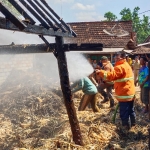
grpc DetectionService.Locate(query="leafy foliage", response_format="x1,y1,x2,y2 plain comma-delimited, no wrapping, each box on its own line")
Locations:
104,7,150,43
120,7,150,43
104,11,117,21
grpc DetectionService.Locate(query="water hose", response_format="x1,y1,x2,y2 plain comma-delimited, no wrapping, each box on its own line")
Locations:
112,103,119,123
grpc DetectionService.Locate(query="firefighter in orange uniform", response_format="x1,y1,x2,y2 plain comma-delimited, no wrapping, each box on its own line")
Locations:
95,52,136,129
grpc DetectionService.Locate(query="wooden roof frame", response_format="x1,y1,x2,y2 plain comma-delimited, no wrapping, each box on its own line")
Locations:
0,0,86,146
0,1,76,37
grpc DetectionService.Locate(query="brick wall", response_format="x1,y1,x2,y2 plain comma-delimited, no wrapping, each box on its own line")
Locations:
0,54,34,84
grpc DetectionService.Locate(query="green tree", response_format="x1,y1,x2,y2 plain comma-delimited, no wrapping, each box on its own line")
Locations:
120,7,150,43
104,11,117,21
120,8,132,21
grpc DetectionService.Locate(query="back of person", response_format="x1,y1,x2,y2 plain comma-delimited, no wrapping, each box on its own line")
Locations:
98,56,115,107
126,57,132,66
98,60,103,68
95,52,136,128
93,60,97,69
114,60,135,101
102,62,114,84
138,57,149,113
139,66,149,87
82,77,97,95
103,62,114,72
133,60,140,70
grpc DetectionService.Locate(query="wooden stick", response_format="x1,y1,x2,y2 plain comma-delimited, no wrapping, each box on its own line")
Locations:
149,90,150,120
148,127,150,149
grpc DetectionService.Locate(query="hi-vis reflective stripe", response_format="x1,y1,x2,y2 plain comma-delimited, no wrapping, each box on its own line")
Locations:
104,72,107,80
115,77,133,82
106,81,114,84
115,95,135,99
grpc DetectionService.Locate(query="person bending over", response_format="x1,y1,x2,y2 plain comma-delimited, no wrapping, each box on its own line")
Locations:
71,76,100,112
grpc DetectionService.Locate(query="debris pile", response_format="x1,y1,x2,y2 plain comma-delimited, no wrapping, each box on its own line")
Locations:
0,70,149,150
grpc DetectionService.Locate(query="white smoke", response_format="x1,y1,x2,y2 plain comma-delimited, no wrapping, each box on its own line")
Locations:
67,52,93,82
34,52,93,84
0,29,55,45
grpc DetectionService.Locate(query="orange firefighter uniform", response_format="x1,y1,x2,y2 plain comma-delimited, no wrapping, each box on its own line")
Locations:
97,58,136,127
97,59,135,101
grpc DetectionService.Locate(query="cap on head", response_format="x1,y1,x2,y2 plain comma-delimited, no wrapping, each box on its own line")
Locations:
101,56,108,60
115,51,126,58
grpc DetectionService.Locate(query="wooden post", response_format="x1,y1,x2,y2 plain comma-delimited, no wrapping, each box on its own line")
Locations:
148,59,150,120
148,127,150,149
149,90,150,120
55,36,83,146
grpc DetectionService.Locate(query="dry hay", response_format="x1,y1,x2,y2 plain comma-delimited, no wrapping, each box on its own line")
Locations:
0,70,149,150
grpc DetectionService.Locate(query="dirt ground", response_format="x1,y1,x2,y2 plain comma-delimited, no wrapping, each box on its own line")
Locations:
0,71,149,150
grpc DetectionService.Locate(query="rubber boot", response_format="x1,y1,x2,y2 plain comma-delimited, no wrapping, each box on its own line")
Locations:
120,125,130,135
130,117,136,127
122,119,130,128
110,99,114,107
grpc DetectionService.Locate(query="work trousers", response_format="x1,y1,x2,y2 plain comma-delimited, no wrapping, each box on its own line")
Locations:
134,69,139,83
78,93,100,112
140,87,149,105
98,83,114,100
119,101,136,127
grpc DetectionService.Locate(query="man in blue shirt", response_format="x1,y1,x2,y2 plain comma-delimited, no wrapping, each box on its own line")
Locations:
71,76,100,112
137,57,149,113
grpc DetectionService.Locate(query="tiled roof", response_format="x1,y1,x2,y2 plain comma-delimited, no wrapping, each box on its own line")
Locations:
132,46,150,54
65,21,133,48
144,35,150,47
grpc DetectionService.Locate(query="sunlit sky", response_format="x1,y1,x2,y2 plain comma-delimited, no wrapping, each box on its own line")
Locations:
49,0,150,22
0,0,150,45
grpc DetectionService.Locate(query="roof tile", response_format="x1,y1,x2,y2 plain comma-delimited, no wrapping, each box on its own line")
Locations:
132,46,150,54
65,21,133,48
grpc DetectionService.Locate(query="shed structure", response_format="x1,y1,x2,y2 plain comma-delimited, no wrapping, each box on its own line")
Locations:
0,0,102,146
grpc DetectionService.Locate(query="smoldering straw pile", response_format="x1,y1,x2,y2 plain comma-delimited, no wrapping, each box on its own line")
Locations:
0,69,149,150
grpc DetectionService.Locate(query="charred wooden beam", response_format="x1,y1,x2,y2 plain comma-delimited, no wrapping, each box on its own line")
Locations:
34,0,66,32
38,36,57,57
38,36,56,51
7,0,35,25
40,0,76,37
55,36,83,146
19,0,50,29
39,35,50,47
0,2,26,30
67,43,103,51
149,90,150,120
27,0,58,30
0,42,103,55
149,125,150,150
0,17,74,37
0,44,53,54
